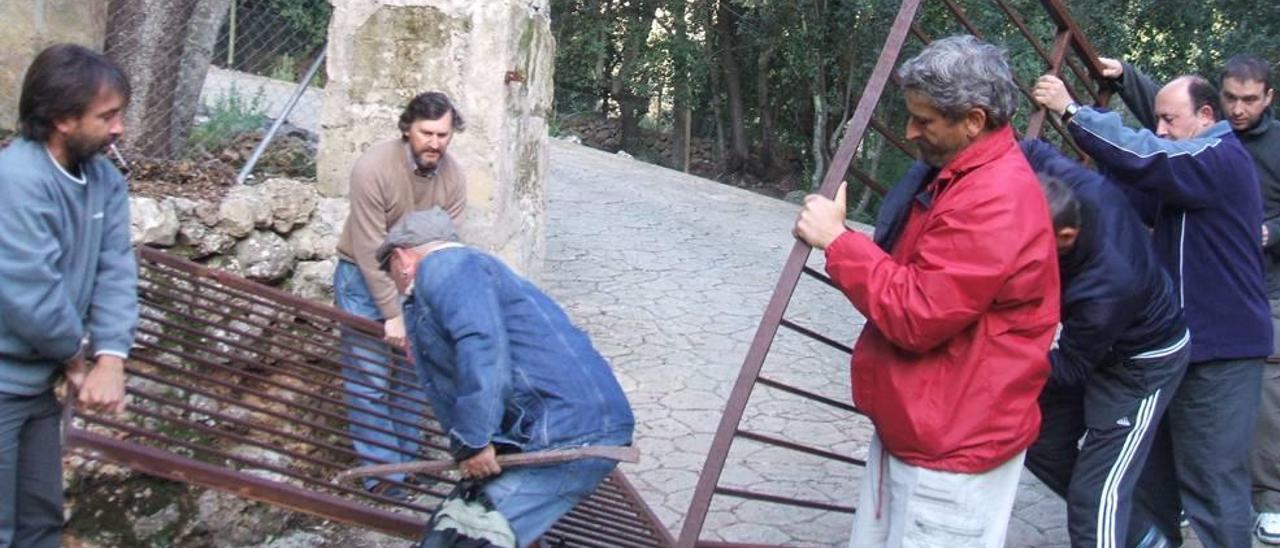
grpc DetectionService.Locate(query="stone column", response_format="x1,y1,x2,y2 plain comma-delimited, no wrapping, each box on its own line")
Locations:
0,0,108,131
318,1,554,278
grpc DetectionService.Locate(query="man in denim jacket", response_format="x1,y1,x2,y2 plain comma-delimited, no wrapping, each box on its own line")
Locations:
378,208,635,545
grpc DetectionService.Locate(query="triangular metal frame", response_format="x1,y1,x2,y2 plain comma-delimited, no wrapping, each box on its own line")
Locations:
677,1,1110,545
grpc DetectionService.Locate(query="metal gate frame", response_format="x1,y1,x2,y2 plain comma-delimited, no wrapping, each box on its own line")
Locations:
677,1,1111,545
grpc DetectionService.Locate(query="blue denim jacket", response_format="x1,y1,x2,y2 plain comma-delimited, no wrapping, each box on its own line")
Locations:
404,247,635,460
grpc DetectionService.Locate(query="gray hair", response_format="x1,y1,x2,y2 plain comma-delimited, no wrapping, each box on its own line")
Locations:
897,35,1019,129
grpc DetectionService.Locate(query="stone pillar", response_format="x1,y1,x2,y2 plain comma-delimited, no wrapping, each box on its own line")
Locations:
0,0,108,131
318,1,554,278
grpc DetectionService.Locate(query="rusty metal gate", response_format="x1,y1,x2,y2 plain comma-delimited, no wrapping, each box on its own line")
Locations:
64,247,674,546
677,1,1110,545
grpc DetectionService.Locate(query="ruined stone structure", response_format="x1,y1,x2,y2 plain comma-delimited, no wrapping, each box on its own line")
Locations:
0,0,108,131
317,0,555,278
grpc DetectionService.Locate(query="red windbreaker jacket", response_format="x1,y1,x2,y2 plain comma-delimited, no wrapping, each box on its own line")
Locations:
825,125,1060,473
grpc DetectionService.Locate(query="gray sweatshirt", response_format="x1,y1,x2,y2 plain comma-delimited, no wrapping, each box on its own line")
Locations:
0,138,138,395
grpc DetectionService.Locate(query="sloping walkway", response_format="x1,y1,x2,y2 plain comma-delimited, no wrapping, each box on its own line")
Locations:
543,140,1071,546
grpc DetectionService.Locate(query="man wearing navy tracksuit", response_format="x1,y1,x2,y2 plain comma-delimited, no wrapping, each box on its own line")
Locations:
1022,140,1190,548
1035,73,1272,547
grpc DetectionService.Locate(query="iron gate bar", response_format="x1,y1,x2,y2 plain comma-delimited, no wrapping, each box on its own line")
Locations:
136,303,432,417
127,386,374,467
735,430,866,466
137,272,416,384
138,259,416,376
140,248,384,337
847,164,890,195
678,1,1114,545
675,1,923,544
75,413,435,511
801,266,839,288
129,326,436,450
992,0,1101,105
98,397,452,503
67,428,428,538
868,117,915,157
1041,0,1111,86
778,318,855,354
1025,29,1074,139
712,486,857,514
122,361,434,465
756,376,862,415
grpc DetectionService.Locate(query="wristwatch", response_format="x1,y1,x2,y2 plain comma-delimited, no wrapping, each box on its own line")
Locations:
1061,102,1081,123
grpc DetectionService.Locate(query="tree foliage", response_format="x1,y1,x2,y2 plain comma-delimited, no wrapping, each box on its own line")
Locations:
550,0,1280,218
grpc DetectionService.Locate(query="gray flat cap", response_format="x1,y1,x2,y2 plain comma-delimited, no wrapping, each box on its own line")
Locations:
375,207,460,270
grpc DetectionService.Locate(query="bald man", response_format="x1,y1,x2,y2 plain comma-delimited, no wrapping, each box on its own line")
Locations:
1035,71,1269,548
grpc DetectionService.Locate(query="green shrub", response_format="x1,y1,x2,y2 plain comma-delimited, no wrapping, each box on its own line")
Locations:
187,84,268,156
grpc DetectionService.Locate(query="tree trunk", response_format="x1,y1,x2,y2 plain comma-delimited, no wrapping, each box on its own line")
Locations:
715,0,749,172
170,0,234,157
756,44,777,174
106,0,230,158
704,2,726,165
610,1,656,152
810,78,827,191
669,0,692,172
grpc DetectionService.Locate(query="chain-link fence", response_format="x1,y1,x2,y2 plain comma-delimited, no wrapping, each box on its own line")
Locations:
104,0,330,178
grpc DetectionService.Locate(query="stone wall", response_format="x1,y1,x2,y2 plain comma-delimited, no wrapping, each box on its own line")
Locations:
317,0,555,279
0,0,108,131
129,178,346,303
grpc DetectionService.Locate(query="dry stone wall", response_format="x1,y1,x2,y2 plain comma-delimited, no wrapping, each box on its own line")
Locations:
129,178,347,303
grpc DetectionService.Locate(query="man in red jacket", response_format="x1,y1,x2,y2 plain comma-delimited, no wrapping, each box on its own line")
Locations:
795,35,1060,547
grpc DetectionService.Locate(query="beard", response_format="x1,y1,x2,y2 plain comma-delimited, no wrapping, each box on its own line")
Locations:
913,140,951,168
65,132,113,166
412,146,443,173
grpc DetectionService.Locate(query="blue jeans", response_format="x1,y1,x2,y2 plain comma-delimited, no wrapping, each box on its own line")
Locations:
334,260,426,489
483,457,617,547
0,390,62,548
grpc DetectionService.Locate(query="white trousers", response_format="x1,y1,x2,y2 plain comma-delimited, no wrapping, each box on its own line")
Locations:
849,433,1025,548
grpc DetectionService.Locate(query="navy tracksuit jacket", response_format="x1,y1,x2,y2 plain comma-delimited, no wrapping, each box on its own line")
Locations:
1021,139,1189,548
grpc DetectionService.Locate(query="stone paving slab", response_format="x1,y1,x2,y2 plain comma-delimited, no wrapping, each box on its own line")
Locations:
542,140,1076,546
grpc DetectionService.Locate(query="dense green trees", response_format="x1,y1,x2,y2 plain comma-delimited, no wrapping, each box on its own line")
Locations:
550,0,1280,218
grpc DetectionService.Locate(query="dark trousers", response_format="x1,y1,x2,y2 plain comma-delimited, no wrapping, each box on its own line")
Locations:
1253,297,1280,512
1128,357,1265,548
1027,343,1187,548
0,390,63,548
1255,360,1280,512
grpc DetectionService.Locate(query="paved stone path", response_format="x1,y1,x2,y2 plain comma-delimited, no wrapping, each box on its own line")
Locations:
542,140,1073,546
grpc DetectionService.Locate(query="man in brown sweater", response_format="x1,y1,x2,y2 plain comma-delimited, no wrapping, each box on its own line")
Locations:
333,91,466,495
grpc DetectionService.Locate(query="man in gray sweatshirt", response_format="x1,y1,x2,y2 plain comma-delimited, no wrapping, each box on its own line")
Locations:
0,44,137,547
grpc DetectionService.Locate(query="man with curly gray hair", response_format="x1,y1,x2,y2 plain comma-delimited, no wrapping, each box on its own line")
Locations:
794,35,1059,547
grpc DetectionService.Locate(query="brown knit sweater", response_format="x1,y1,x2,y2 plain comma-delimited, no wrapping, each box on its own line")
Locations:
335,138,466,318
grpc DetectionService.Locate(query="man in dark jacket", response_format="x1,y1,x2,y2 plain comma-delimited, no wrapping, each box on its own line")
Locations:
1091,52,1280,545
1035,69,1271,548
379,208,635,547
1021,140,1189,548
1219,54,1280,546
1102,53,1280,545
